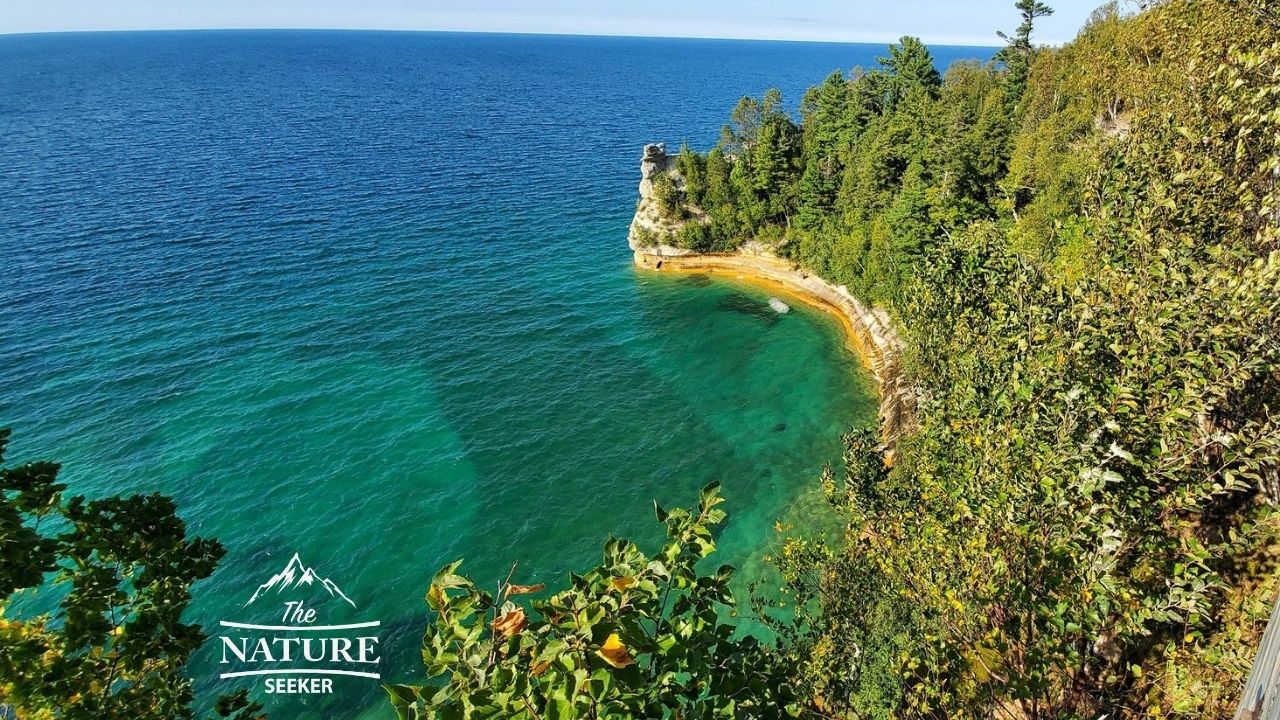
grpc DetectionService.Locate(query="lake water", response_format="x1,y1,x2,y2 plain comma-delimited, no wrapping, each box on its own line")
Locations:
0,30,991,717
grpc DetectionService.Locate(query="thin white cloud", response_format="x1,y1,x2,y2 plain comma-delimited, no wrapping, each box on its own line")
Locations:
0,0,1100,46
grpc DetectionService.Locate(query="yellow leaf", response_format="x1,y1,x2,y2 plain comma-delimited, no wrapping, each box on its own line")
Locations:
506,583,546,596
427,584,446,609
597,633,635,668
610,576,637,592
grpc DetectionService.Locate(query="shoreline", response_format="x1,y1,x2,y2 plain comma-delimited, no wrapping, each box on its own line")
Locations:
631,247,915,454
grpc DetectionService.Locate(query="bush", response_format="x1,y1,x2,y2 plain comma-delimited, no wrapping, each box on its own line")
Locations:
674,222,711,251
387,483,803,719
0,428,263,720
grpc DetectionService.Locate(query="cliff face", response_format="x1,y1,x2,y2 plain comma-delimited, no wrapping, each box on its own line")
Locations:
627,143,699,257
627,144,916,452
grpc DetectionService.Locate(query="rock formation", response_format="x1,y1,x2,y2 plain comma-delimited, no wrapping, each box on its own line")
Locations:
638,143,668,196
628,143,699,257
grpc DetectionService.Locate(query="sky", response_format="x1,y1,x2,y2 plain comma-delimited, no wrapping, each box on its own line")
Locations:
1,0,1114,46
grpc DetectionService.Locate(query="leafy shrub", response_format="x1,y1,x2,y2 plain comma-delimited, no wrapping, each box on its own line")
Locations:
674,222,711,251
631,225,661,249
0,428,263,720
387,483,802,719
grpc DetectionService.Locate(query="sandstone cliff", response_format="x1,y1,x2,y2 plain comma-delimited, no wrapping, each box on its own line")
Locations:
627,144,916,452
627,143,705,257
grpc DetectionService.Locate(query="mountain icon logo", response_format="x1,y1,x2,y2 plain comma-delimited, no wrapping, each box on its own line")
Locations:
244,553,357,608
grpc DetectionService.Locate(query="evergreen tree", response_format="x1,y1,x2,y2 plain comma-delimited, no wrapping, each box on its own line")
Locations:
878,36,943,109
796,155,836,230
795,71,853,229
800,70,853,153
997,0,1054,104
704,147,732,208
885,158,935,270
721,95,762,154
675,142,707,207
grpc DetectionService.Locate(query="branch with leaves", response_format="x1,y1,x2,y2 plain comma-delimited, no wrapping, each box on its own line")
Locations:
387,482,804,719
0,428,263,720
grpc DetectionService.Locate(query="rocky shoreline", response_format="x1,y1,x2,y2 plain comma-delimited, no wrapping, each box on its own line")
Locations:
628,143,915,453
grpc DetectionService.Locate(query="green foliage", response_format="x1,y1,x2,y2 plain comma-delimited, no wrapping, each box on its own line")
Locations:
388,483,802,719
878,36,943,110
631,224,662,249
643,0,1280,717
763,431,908,719
704,148,733,210
680,33,1002,291
675,143,708,208
674,222,713,252
0,428,264,720
650,171,684,219
824,428,890,514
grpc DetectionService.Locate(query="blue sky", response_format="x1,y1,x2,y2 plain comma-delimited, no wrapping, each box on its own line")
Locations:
1,1,1111,46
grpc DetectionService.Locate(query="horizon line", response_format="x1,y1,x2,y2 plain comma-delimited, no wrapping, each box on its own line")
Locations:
0,26,1011,49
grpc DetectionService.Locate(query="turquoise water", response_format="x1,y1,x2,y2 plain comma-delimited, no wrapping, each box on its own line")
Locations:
0,31,990,716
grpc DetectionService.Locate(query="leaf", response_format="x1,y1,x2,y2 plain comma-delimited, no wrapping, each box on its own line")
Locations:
426,583,447,611
609,576,637,592
506,583,546,596
431,560,471,590
596,633,635,669
699,481,723,512
492,607,527,638
384,684,422,720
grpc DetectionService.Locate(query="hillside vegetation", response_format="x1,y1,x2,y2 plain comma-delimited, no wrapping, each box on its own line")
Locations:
404,0,1280,717
696,0,1280,716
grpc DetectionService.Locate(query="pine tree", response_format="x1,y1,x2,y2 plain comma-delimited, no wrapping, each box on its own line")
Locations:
878,36,943,109
675,142,707,207
997,0,1054,105
704,147,732,208
885,158,935,270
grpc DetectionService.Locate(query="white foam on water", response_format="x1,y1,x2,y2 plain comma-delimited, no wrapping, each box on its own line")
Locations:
768,297,790,314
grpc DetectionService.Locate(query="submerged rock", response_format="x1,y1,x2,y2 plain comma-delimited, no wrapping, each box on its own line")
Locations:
768,297,790,314
718,293,779,322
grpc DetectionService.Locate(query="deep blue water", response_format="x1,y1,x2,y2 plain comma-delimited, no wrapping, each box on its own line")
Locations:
0,31,993,717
